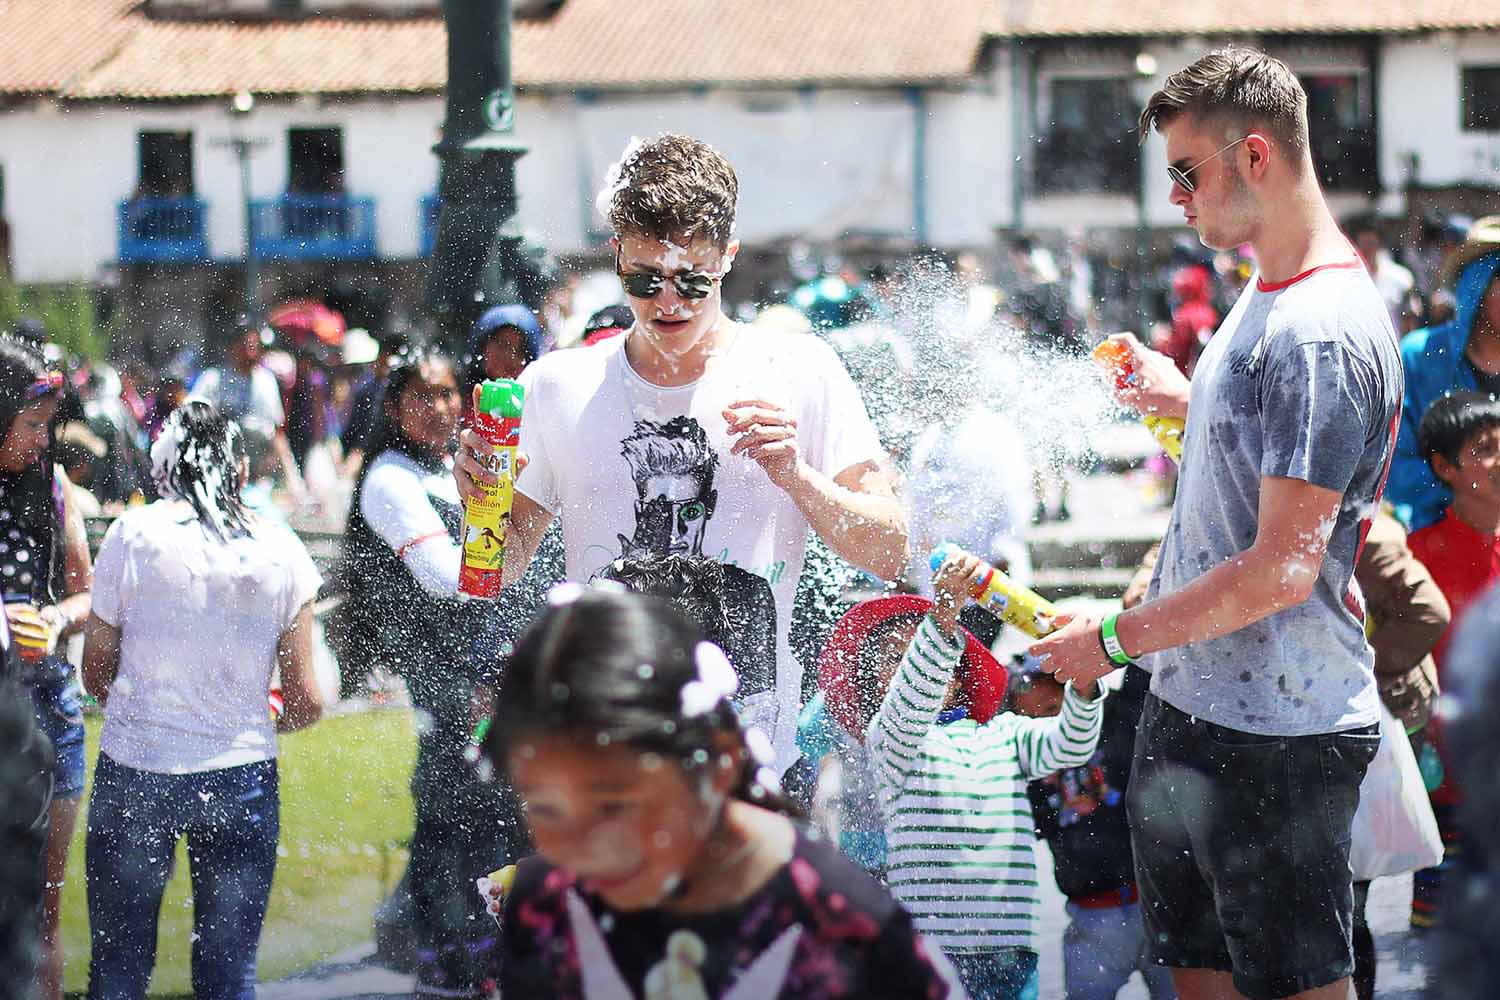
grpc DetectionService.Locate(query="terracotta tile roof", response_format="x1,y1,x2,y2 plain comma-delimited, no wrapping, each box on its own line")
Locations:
48,0,992,100
987,1,1500,38
510,0,992,90
0,0,139,96
4,1,1498,101
14,0,996,100
62,15,448,98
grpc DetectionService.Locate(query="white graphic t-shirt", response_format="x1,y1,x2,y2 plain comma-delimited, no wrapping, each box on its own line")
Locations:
516,328,885,768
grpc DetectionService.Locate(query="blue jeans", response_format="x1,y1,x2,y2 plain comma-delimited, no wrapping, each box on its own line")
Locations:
24,656,85,799
85,754,279,1000
1064,901,1177,1000
949,948,1038,1000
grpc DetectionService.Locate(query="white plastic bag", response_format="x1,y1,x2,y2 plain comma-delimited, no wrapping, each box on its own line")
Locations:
1349,703,1443,880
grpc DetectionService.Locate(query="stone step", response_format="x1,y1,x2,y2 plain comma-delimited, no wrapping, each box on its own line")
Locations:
1026,514,1168,571
1031,567,1138,601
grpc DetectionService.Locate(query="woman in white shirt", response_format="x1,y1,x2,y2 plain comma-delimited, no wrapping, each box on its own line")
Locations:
81,401,323,1000
337,350,522,995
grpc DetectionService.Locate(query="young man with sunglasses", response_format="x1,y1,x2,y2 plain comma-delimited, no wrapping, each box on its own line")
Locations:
455,134,906,770
1030,49,1403,1000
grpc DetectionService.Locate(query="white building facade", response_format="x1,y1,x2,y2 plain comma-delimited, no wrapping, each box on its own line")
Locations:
1,14,1497,286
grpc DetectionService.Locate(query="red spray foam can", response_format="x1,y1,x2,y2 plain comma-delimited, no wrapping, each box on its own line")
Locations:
459,379,526,599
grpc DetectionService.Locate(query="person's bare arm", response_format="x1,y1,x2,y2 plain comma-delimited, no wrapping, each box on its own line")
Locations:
784,459,908,581
46,469,92,638
81,613,121,704
1032,476,1344,685
276,600,324,732
723,399,909,580
272,430,307,500
1114,475,1342,653
495,489,553,588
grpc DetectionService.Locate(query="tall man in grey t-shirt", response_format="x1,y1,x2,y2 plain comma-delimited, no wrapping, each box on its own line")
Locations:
1032,49,1402,1000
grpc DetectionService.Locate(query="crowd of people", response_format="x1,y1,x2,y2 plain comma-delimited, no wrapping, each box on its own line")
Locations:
2,44,1500,1000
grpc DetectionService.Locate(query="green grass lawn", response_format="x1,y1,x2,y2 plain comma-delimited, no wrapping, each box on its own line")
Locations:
59,709,416,996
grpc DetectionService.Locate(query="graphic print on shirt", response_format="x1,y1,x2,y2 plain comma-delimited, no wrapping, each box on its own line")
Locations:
618,416,777,698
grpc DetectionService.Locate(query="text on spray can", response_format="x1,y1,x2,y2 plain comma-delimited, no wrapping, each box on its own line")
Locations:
459,379,525,599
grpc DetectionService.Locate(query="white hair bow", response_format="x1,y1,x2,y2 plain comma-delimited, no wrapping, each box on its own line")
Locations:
679,642,738,718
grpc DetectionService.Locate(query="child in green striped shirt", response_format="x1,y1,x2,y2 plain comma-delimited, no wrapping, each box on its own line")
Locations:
867,547,1105,1000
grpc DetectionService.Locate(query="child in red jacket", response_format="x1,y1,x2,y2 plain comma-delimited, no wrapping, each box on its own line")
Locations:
1408,390,1500,927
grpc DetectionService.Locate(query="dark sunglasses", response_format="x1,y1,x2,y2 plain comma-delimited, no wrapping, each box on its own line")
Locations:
614,250,723,301
1166,136,1248,194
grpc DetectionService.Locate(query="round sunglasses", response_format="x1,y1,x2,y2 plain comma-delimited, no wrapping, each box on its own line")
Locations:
1167,136,1248,194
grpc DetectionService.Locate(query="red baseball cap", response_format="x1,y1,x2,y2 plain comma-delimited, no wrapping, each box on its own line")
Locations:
817,595,1008,739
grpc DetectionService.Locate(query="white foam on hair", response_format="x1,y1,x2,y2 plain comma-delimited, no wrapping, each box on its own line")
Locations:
595,136,647,222
149,405,240,541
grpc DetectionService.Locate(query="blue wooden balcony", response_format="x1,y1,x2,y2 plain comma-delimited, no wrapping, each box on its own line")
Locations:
419,193,440,257
249,193,377,262
117,197,209,264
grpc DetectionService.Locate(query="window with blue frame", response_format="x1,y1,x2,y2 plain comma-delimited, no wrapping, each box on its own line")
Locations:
250,127,374,261
119,131,207,263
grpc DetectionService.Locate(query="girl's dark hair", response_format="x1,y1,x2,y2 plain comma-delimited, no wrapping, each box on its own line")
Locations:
0,336,63,601
150,400,252,541
484,587,797,816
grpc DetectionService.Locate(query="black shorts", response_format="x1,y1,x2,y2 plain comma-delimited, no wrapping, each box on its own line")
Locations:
1126,693,1380,1000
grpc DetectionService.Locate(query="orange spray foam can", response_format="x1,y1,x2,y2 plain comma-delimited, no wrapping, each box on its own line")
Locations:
930,543,1061,639
1091,340,1185,462
459,379,526,599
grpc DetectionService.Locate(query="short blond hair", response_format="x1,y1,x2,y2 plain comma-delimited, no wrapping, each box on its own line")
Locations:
1140,48,1309,163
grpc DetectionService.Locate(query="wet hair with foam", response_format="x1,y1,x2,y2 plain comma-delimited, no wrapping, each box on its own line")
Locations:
149,400,252,541
597,134,738,247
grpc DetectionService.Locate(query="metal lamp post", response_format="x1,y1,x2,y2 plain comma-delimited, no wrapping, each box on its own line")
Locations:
425,0,546,348
213,90,268,323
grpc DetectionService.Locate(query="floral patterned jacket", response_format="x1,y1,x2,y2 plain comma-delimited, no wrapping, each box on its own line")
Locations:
484,832,965,1000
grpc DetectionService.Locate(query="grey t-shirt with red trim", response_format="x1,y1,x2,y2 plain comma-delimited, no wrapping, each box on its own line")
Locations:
1142,261,1403,736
